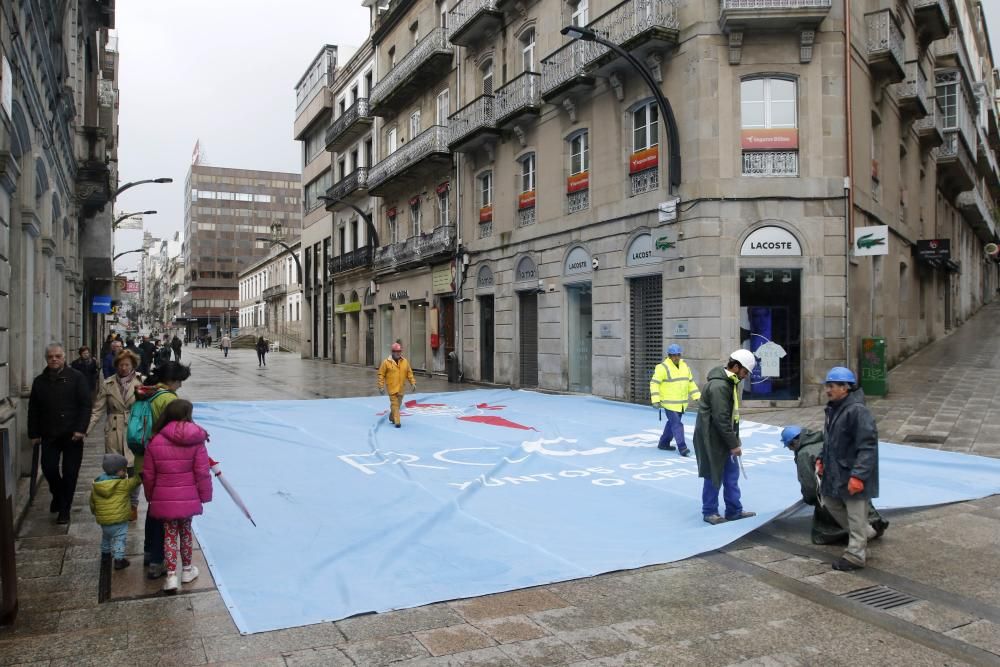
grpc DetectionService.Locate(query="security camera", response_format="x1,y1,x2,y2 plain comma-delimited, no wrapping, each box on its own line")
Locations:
592,257,599,270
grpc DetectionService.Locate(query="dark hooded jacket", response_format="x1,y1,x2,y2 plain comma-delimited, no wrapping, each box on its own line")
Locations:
819,388,879,500
693,366,742,488
792,428,825,505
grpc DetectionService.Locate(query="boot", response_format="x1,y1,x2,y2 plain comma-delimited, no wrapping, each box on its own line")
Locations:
163,570,179,594
181,565,199,583
114,558,130,570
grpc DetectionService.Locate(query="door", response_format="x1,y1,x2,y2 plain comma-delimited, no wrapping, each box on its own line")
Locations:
441,297,455,358
567,283,592,392
479,295,494,383
629,275,662,403
365,311,375,367
339,314,347,363
323,291,331,359
380,305,393,359
739,268,801,400
518,291,538,387
350,312,360,364
410,301,427,371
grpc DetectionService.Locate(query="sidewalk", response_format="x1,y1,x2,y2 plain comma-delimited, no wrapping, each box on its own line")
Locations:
2,309,1000,665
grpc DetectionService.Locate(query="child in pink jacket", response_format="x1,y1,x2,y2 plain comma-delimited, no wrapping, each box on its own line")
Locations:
142,398,212,594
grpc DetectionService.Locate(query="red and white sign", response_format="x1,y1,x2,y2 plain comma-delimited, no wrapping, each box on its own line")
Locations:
436,181,450,195
740,129,798,151
567,172,589,193
629,146,658,174
125,281,140,293
479,205,493,223
518,191,536,210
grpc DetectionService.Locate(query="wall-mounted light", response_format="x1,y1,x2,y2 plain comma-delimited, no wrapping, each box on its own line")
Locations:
745,270,755,283
762,270,773,283
781,271,793,283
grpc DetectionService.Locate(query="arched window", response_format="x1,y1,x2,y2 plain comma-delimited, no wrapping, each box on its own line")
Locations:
566,129,590,213
517,153,536,227
521,29,535,73
481,59,494,95
740,76,798,177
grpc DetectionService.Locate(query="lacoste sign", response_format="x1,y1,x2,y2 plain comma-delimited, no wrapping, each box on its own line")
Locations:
740,226,801,256
853,225,889,256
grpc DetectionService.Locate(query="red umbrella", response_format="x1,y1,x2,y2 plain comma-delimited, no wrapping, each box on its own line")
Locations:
209,457,257,527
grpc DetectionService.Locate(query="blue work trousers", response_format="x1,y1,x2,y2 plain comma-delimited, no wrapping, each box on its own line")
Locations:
101,522,129,559
658,409,688,451
701,455,743,519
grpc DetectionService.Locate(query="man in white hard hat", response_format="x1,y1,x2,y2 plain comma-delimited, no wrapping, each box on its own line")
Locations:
692,349,757,525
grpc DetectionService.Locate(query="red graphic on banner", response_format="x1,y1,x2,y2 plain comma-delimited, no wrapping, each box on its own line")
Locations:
405,399,446,408
479,205,493,223
458,415,537,431
518,191,536,209
629,146,658,174
377,399,536,430
567,171,589,193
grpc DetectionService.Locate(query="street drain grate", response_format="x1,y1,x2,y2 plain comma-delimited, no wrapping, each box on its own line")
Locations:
904,434,948,444
841,585,919,610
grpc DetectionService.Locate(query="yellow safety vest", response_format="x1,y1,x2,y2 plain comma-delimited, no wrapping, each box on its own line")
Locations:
649,358,701,412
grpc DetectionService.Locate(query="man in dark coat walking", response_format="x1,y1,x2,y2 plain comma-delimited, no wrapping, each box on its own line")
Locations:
170,335,183,361
28,343,93,524
816,366,880,571
138,336,156,376
693,349,757,525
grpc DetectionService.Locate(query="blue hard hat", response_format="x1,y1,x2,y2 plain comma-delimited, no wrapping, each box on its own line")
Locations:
667,344,682,355
780,425,803,447
824,366,857,384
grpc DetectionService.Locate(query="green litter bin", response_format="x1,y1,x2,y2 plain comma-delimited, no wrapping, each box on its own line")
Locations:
860,337,888,397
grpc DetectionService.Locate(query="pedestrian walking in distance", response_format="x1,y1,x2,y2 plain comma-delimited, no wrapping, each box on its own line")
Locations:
102,338,123,379
377,342,416,428
816,367,881,571
220,333,232,358
255,336,268,367
70,345,100,393
649,344,701,457
142,399,212,594
27,343,93,524
90,453,142,570
170,335,183,362
693,349,757,525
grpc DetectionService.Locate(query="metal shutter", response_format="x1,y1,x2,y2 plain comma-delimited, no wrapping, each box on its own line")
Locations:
629,275,663,404
519,292,538,387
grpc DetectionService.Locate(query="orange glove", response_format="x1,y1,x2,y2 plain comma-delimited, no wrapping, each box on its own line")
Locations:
814,459,824,476
848,477,864,495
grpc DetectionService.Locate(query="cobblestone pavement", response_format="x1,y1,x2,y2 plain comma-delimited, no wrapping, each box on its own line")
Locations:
4,308,1000,666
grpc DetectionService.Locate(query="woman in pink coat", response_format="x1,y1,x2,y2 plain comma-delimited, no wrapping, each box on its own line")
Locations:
142,399,212,594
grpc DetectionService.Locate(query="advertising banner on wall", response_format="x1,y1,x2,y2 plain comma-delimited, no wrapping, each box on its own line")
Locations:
740,128,798,151
629,146,658,174
567,172,589,193
854,225,889,256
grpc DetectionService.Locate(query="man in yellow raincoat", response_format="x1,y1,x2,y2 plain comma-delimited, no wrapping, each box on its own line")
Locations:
377,342,416,428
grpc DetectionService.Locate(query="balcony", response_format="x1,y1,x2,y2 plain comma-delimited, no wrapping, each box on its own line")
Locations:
893,62,929,118
586,0,680,76
914,98,945,150
325,99,373,153
262,284,288,302
976,124,1000,185
448,95,500,153
367,125,451,196
866,10,905,83
956,189,997,242
934,29,973,78
448,0,503,47
913,0,949,45
937,131,976,195
541,39,599,103
495,72,542,129
325,168,369,209
374,225,456,274
370,27,453,117
328,245,374,276
719,0,831,33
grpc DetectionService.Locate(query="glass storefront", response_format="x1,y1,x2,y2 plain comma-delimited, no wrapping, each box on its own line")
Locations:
739,268,801,400
410,301,427,371
567,283,592,393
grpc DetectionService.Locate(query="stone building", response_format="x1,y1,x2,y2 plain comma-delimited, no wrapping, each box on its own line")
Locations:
181,163,301,341
0,2,118,522
237,241,304,352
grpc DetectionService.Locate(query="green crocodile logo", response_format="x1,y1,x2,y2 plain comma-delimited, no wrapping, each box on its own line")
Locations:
856,233,886,250
655,237,676,251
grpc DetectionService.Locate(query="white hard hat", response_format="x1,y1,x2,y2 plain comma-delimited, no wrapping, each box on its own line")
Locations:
729,349,756,372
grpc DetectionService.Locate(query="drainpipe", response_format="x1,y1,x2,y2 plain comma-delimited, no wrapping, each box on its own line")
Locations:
454,45,464,380
844,0,854,369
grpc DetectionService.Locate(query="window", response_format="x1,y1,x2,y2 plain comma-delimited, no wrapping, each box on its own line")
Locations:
350,85,358,104
387,127,397,154
410,110,421,139
437,89,450,126
364,71,373,97
567,130,590,213
364,138,374,167
337,158,346,181
480,171,493,207
520,153,536,193
388,211,398,243
482,60,494,95
571,0,589,26
438,191,450,227
350,149,359,173
740,77,798,177
522,29,535,72
633,101,659,152
410,22,419,46
570,130,589,174
388,46,396,68
410,200,421,237
438,0,447,28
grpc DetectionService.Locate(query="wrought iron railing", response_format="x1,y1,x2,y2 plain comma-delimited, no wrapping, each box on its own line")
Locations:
517,207,536,227
449,95,495,146
541,39,603,95
328,245,374,275
449,0,499,37
721,0,830,8
370,27,452,109
589,0,679,47
368,125,450,190
373,225,456,271
566,190,590,214
630,167,660,195
478,220,493,239
866,10,904,73
327,168,369,203
495,72,541,122
894,62,929,110
326,98,371,148
915,97,944,136
262,284,288,301
742,151,799,177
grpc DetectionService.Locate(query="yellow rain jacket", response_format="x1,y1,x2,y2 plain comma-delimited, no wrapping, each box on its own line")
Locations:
377,356,416,395
90,474,142,525
649,357,701,413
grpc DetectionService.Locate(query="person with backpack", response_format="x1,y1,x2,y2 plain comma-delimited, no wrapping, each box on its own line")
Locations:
142,399,212,594
133,361,190,580
88,350,144,521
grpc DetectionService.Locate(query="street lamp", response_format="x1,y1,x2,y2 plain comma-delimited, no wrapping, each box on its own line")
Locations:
113,210,156,230
114,177,173,198
113,248,145,262
256,222,303,284
560,25,681,191
317,194,379,248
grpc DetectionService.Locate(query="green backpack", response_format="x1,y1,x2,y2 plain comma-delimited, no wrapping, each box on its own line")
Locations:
126,389,174,456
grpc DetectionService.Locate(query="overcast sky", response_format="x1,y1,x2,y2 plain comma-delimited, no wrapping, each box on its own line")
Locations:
113,1,369,272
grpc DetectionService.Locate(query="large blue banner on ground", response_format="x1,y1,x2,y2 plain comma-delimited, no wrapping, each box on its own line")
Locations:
192,390,1000,634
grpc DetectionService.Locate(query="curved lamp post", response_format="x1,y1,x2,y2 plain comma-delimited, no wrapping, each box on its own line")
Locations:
114,177,173,198
560,25,681,191
113,248,145,262
113,210,156,230
256,222,303,284
317,194,379,248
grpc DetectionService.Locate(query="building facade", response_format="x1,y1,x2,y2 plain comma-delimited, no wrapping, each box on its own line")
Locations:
238,241,304,352
181,164,301,341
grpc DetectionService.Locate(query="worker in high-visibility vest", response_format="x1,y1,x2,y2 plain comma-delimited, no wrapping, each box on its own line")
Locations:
649,344,701,457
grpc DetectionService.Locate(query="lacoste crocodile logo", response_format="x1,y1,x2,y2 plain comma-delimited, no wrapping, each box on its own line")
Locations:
655,237,676,251
856,233,886,250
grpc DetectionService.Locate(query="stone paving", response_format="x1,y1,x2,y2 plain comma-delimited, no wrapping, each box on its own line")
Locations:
3,307,1000,665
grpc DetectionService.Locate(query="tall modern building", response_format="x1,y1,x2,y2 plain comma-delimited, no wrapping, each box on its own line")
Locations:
181,163,301,340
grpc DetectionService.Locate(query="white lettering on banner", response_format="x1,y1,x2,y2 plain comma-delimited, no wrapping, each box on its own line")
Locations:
521,436,615,457
433,447,531,466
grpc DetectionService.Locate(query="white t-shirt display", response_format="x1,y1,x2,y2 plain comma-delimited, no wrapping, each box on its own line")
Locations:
755,341,787,377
